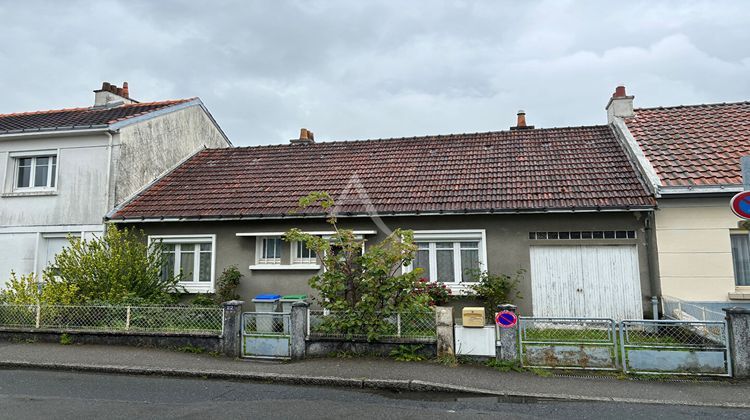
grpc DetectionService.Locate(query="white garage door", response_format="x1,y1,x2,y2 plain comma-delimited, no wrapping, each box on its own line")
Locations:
530,245,643,320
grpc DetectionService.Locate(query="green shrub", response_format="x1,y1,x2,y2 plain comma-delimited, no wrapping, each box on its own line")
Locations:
469,269,523,317
59,333,73,345
214,266,242,303
1,271,79,305
415,278,452,306
286,192,428,341
46,227,181,304
190,294,218,307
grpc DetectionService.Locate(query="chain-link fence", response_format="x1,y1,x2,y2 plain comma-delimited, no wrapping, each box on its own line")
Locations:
307,310,436,342
242,312,288,335
662,295,725,322
518,317,619,370
0,304,223,334
620,319,731,376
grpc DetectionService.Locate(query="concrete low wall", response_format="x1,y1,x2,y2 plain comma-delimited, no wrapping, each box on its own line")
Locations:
305,338,437,358
0,328,222,353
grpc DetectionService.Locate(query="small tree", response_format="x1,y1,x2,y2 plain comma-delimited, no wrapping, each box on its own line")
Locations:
285,192,427,340
215,265,242,303
46,227,180,304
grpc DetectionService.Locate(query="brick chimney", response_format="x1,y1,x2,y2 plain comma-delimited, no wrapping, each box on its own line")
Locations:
290,128,315,145
606,85,634,123
510,110,534,130
93,81,137,107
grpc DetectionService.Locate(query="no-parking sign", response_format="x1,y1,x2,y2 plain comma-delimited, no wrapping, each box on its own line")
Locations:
495,310,517,328
731,191,750,220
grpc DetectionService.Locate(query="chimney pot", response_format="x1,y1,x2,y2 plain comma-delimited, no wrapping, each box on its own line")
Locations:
511,110,534,130
122,82,129,97
614,85,627,98
291,128,315,144
102,82,111,91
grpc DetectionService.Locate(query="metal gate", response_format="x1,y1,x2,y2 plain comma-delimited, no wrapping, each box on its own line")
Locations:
620,319,731,377
241,312,291,359
519,317,619,370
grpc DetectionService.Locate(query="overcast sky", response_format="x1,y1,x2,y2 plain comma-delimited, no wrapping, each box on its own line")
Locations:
1,1,749,146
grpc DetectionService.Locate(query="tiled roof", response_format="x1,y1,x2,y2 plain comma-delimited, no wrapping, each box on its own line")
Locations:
625,102,750,187
111,125,655,220
0,99,193,134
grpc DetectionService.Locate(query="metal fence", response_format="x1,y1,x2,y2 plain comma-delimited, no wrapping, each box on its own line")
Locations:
0,304,224,334
518,317,619,370
307,310,437,342
242,312,291,359
620,319,731,376
662,295,725,322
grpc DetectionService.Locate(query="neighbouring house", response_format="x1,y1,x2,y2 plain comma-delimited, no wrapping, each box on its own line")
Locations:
606,86,750,312
0,82,232,282
108,116,657,320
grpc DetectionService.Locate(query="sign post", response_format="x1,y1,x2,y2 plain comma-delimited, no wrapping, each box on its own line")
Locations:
495,304,519,362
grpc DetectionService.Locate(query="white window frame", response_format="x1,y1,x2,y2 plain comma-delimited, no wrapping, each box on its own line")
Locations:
292,240,318,265
256,236,284,265
405,230,487,294
11,151,59,192
148,235,216,293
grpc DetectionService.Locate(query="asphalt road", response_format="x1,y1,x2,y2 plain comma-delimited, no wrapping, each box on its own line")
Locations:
0,369,747,419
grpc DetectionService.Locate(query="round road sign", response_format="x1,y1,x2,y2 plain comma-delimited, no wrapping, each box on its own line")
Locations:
731,191,750,220
495,310,517,328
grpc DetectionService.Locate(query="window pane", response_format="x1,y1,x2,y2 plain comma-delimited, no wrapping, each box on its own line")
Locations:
436,248,455,282
180,246,195,281
17,158,31,187
435,242,453,249
731,234,750,286
461,249,480,282
162,251,175,281
296,241,315,260
414,249,430,280
460,241,478,249
198,252,211,282
200,243,212,252
34,157,49,187
50,157,57,187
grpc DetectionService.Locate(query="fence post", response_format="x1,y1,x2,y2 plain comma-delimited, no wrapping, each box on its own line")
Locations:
435,306,454,357
396,313,402,337
125,306,131,330
496,304,519,362
35,303,41,329
221,300,244,358
290,301,309,360
723,307,750,378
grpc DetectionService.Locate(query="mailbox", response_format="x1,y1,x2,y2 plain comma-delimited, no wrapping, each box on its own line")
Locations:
462,307,485,328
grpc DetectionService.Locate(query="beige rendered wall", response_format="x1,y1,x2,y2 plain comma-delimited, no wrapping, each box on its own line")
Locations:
655,197,746,302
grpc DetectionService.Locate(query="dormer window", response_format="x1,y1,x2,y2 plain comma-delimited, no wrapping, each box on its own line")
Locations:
15,155,57,190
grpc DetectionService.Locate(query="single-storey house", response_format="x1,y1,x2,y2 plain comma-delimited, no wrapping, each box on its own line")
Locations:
108,115,657,320
606,87,750,311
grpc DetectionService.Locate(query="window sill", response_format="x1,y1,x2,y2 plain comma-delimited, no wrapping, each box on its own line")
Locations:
728,291,750,300
178,283,214,293
249,264,321,271
2,190,57,198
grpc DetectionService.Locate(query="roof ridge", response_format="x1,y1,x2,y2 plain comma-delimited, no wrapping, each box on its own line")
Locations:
226,124,612,150
634,100,750,112
0,98,195,119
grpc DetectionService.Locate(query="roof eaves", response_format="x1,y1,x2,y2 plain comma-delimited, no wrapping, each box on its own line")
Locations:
107,98,202,131
0,125,110,137
108,205,657,224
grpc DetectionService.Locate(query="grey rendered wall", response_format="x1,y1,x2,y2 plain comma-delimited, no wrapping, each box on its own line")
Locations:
115,105,229,205
130,211,652,316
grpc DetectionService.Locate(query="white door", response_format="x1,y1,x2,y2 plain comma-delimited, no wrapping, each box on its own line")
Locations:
530,245,643,320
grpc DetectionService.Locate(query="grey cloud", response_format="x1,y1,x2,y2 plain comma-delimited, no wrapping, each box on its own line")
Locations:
0,0,749,145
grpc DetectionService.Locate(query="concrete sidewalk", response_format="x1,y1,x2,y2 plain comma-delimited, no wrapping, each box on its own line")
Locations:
0,340,748,408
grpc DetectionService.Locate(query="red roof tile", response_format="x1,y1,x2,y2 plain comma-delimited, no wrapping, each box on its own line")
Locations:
111,125,654,220
625,102,750,187
0,99,193,133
